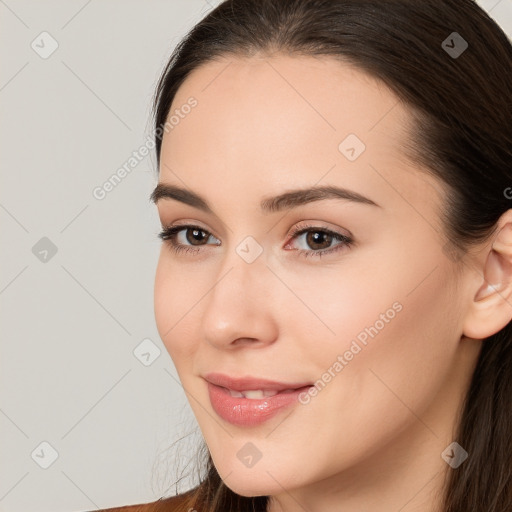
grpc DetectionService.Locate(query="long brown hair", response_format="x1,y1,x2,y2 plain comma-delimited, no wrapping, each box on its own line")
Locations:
150,1,512,510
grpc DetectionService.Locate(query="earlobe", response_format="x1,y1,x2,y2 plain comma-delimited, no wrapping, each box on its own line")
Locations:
462,220,512,340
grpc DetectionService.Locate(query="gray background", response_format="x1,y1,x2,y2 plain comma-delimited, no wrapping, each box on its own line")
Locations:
0,1,510,511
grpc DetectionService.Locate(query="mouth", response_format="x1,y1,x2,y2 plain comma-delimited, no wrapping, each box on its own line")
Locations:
203,372,314,426
221,388,303,399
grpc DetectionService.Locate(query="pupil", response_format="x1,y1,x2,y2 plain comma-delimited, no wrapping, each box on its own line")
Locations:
307,231,331,249
187,228,206,245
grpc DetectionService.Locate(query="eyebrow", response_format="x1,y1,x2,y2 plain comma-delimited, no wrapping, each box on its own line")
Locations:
149,183,381,213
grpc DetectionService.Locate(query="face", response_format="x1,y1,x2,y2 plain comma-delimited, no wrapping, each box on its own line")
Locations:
153,55,476,499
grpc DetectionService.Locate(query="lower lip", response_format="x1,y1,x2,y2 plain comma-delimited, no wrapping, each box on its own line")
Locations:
207,382,312,426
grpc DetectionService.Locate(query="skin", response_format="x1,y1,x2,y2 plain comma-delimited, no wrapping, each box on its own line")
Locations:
152,54,512,512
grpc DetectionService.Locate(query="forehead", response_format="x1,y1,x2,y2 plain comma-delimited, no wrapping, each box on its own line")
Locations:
166,54,407,155
159,54,445,221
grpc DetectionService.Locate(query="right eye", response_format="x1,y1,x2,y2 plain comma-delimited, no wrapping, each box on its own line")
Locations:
158,224,221,255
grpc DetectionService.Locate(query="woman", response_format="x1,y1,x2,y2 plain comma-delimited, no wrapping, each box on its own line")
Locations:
97,0,512,510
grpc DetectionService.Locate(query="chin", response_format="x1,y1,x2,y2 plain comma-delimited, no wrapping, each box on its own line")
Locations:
213,458,300,498
223,478,281,498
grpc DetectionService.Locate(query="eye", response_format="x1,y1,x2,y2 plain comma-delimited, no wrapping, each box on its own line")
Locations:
157,222,354,259
284,223,354,259
157,224,220,255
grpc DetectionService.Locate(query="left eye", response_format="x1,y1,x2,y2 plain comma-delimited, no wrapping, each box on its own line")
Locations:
157,224,354,259
285,225,354,259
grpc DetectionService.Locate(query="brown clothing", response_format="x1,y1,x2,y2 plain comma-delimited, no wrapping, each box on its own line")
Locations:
91,487,198,512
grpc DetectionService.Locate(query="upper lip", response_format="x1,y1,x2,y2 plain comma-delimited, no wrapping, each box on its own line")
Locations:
204,372,312,392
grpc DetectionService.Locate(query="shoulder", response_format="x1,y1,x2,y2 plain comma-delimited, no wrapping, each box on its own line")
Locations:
92,487,199,512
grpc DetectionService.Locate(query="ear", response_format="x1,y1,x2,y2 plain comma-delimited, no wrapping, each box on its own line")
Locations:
462,212,512,340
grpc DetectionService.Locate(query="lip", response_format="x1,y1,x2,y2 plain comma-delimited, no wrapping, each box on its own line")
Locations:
204,372,313,426
204,372,312,392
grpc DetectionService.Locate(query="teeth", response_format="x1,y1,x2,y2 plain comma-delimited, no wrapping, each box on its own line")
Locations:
228,389,279,399
228,390,245,398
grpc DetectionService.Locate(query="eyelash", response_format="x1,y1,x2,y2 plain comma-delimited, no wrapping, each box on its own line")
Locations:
157,223,354,259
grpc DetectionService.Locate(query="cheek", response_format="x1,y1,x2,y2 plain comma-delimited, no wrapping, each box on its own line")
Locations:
293,238,459,408
154,254,201,362
310,255,459,430
276,259,460,480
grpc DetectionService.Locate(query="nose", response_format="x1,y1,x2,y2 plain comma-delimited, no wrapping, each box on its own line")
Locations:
201,253,279,350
